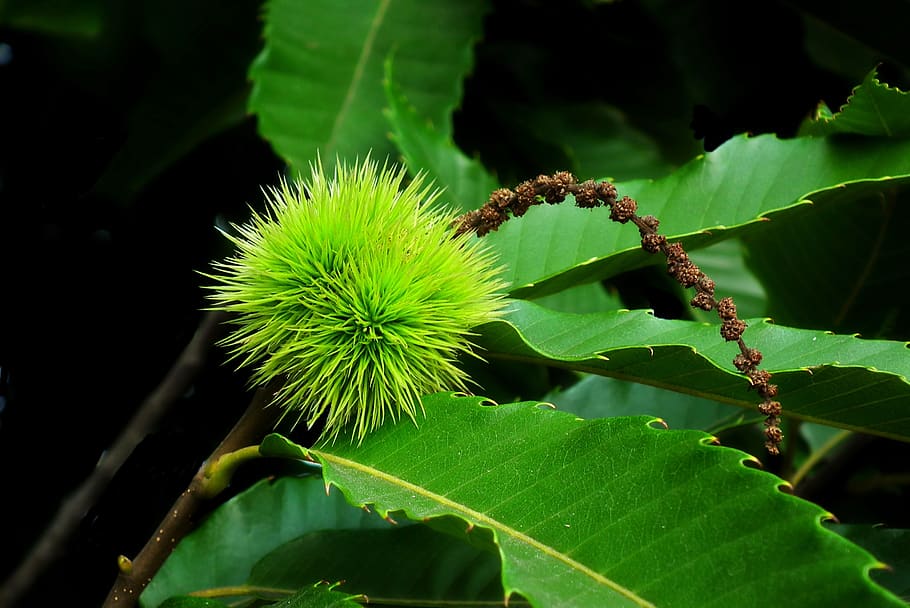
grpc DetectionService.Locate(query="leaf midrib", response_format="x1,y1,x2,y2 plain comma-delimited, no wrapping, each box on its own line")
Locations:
325,0,391,155
312,449,656,607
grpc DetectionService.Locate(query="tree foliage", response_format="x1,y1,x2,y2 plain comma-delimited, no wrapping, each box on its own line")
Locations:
2,1,909,607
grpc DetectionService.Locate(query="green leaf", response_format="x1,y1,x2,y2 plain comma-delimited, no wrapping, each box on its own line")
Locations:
687,238,767,320
480,133,910,298
141,476,389,608
92,0,263,201
248,524,504,603
289,393,902,607
787,0,910,80
0,0,103,37
484,100,673,182
265,582,362,608
383,59,500,213
260,433,310,460
799,423,850,455
249,0,489,169
544,374,746,434
743,186,910,340
800,12,898,85
529,281,625,314
828,524,910,599
800,69,910,137
476,299,910,442
158,597,227,608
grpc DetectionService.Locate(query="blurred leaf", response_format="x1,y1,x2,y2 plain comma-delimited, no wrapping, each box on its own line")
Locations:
800,423,850,455
141,476,390,608
528,281,624,314
383,59,501,213
800,69,910,136
92,0,264,200
459,355,556,409
687,238,767,320
94,86,249,202
0,0,103,37
265,582,362,608
248,525,503,603
800,15,888,86
249,0,489,170
477,299,910,442
487,101,673,182
481,134,910,299
283,394,903,607
543,374,746,433
453,1,701,181
743,188,910,339
787,0,910,75
158,597,227,608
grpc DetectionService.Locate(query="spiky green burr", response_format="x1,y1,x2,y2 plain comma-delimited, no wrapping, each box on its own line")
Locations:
205,157,506,442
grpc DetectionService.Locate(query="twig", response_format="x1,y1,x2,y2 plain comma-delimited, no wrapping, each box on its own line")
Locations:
102,385,281,607
790,429,853,489
0,310,230,608
794,433,874,501
455,172,784,454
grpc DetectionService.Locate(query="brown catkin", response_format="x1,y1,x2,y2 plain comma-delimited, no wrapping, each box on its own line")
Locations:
720,319,747,342
691,292,715,311
716,297,737,320
610,196,637,223
453,172,784,455
641,233,666,253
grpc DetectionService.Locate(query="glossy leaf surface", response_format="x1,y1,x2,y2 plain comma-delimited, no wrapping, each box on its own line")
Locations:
800,69,910,137
282,394,903,607
477,299,910,442
481,134,910,298
249,0,488,169
264,583,362,608
383,61,501,213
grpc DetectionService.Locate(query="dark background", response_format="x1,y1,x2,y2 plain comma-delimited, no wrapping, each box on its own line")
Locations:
1,1,908,606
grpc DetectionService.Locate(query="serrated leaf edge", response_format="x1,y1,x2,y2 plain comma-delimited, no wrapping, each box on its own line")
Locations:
268,394,900,606
310,445,656,607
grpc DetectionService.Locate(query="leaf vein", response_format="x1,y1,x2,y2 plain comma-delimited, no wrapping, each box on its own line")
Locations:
314,449,656,607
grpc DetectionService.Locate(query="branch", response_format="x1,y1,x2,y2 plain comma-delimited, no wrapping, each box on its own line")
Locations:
102,385,281,607
0,310,230,608
455,172,784,454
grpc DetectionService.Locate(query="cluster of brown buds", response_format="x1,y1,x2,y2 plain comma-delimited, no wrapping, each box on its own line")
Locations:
455,172,784,455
